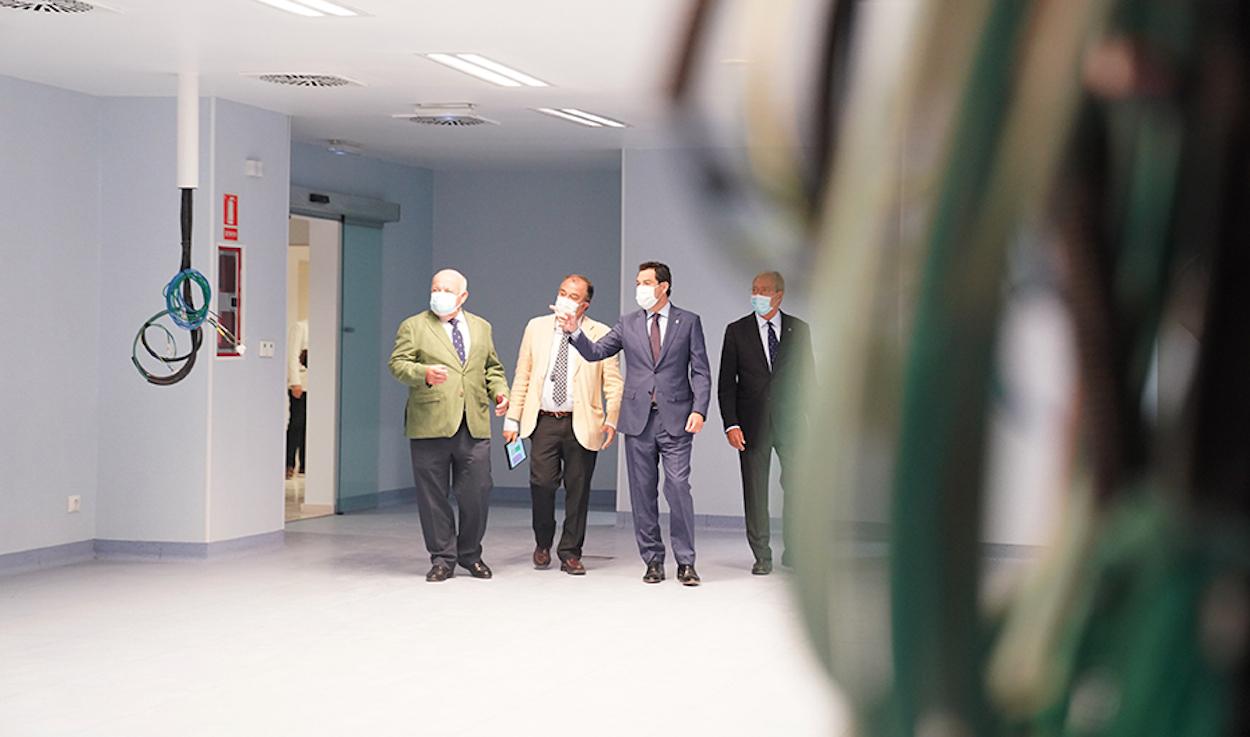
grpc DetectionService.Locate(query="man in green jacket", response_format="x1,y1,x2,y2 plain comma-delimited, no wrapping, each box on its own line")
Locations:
389,269,510,583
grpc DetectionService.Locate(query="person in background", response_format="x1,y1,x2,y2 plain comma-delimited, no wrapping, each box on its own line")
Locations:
286,319,309,480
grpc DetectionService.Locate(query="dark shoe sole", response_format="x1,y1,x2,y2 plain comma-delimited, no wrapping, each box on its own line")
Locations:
534,561,551,570
560,564,587,576
679,577,701,587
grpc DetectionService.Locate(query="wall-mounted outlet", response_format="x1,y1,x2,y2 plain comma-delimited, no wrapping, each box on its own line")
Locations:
258,341,276,358
67,495,81,513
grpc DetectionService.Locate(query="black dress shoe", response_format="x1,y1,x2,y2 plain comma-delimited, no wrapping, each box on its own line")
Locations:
676,564,701,586
642,561,665,584
751,560,773,575
425,564,454,582
464,561,493,579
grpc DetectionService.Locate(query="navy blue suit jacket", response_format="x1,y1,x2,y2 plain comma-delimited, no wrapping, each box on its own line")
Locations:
571,305,712,437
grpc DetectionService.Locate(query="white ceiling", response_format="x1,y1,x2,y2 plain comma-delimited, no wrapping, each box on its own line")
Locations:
0,0,694,169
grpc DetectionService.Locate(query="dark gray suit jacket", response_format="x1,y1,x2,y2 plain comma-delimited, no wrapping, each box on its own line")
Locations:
571,305,712,437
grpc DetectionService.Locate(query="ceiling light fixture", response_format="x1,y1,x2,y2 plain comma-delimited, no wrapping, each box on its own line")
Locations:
560,108,627,128
535,108,630,129
294,0,356,15
535,108,601,127
253,0,357,17
425,53,549,88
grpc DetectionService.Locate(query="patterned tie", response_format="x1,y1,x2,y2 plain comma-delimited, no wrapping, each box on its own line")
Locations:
650,312,662,365
767,320,779,372
552,334,570,406
449,317,466,365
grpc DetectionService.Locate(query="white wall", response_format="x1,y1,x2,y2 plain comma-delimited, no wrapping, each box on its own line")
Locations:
431,164,624,492
0,76,102,555
95,97,213,543
0,83,295,553
289,143,434,495
205,99,292,543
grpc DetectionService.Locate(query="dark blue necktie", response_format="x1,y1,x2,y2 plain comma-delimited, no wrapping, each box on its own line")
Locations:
767,321,779,372
449,317,467,365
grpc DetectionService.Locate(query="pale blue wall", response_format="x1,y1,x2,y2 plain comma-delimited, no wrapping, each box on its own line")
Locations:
207,99,292,542
432,164,623,491
290,142,435,494
0,76,102,555
1,78,294,556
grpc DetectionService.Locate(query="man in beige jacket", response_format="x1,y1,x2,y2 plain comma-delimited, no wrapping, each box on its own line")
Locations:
503,274,623,574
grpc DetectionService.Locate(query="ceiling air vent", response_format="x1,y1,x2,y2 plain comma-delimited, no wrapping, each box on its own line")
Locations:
392,103,497,127
0,0,95,12
248,73,360,88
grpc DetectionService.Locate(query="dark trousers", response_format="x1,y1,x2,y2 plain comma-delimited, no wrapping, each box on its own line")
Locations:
409,418,493,569
286,391,307,471
529,413,598,560
738,430,796,564
624,407,696,565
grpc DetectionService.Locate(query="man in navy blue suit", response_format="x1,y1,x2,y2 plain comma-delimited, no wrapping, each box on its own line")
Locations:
555,262,712,585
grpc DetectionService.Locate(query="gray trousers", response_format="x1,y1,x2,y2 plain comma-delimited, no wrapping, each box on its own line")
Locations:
409,419,493,569
624,406,696,565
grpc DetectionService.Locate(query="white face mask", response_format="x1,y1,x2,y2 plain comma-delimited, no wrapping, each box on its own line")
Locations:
554,295,580,317
430,290,459,317
751,294,774,316
635,284,659,311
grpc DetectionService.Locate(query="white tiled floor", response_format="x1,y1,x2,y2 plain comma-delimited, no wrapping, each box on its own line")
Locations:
0,505,847,737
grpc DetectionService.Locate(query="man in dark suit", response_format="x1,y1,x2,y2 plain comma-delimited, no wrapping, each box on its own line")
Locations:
555,261,712,586
717,271,815,574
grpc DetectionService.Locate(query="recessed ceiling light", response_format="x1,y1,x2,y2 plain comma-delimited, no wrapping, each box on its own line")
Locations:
560,108,627,128
253,0,357,17
293,0,356,15
535,108,629,129
425,53,549,88
535,108,600,127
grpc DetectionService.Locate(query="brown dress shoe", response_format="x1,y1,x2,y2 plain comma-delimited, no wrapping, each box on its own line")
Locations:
560,557,587,575
533,547,552,569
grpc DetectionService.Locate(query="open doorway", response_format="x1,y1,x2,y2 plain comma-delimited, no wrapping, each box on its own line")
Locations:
286,215,340,522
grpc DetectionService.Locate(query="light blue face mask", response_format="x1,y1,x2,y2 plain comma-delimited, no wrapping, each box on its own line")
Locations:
430,290,459,316
751,294,774,316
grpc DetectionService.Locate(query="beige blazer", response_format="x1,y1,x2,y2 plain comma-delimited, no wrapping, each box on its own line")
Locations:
506,314,623,451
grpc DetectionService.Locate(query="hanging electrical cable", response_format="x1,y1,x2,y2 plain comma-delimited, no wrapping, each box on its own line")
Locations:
130,71,241,385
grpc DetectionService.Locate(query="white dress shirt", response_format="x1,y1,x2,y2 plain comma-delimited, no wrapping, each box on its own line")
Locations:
287,319,309,389
726,312,782,435
756,312,782,371
440,311,472,362
542,321,577,413
505,317,615,433
646,302,672,348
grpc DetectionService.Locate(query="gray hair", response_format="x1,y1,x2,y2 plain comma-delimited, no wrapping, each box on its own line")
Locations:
753,271,785,292
432,268,468,293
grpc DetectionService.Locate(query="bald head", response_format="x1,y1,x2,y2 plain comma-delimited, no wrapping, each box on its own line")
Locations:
430,268,468,320
432,269,468,294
